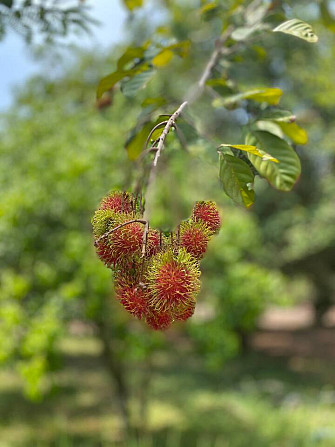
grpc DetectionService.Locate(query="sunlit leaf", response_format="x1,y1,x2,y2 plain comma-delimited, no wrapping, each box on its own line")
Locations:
200,2,217,15
213,88,282,107
218,144,278,162
152,49,174,67
117,46,146,70
246,131,301,191
273,19,318,43
278,122,308,145
219,154,255,208
122,0,144,11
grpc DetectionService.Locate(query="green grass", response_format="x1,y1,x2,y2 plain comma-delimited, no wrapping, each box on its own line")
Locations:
0,334,334,446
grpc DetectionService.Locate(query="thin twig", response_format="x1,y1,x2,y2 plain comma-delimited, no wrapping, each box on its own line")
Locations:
151,101,188,169
94,219,148,246
186,25,234,103
144,120,169,149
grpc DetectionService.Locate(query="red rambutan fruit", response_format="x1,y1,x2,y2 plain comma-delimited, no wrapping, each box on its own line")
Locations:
109,220,144,262
95,239,117,268
145,310,172,330
192,201,221,234
179,221,211,259
99,191,133,214
146,229,161,258
115,280,149,320
146,248,201,313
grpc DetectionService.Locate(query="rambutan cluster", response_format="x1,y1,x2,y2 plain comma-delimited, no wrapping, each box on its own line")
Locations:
92,192,221,330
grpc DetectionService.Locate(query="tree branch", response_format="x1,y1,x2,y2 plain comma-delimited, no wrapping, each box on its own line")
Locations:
94,219,148,246
186,25,234,103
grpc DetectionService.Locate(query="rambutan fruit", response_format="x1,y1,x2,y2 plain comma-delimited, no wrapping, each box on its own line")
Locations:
173,299,196,321
95,239,116,268
115,279,149,320
99,191,133,214
146,229,161,258
92,208,119,238
146,248,201,313
108,219,144,263
179,220,211,259
145,309,172,330
192,201,221,234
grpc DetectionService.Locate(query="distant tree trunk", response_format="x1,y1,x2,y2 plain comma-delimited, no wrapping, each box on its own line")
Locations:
281,246,335,328
96,317,131,434
312,272,334,327
137,357,152,436
237,329,250,354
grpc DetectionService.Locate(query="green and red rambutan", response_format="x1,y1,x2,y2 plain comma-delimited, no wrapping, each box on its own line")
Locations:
92,208,119,239
179,220,211,259
146,248,201,314
192,201,221,234
99,190,133,213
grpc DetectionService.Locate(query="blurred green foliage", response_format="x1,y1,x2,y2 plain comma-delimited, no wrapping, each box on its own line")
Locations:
0,0,334,431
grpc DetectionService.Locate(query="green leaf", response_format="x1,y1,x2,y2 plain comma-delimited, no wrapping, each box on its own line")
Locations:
122,0,144,11
121,69,154,97
152,41,190,67
97,63,151,99
273,19,318,43
219,154,255,208
277,122,308,145
260,109,296,123
231,23,268,41
117,46,146,70
218,144,278,162
96,71,126,100
213,88,282,107
125,122,153,161
246,131,301,191
320,0,335,32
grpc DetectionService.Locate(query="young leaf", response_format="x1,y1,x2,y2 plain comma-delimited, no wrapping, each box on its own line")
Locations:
218,144,278,162
219,154,255,208
273,19,318,43
246,131,301,191
213,88,282,107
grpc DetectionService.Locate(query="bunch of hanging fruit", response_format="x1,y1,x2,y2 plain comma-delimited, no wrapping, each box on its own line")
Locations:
92,191,221,330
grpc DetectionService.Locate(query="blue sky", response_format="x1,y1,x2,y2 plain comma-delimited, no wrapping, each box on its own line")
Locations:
0,0,126,110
